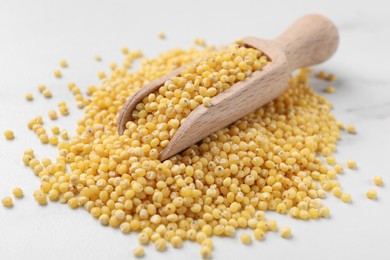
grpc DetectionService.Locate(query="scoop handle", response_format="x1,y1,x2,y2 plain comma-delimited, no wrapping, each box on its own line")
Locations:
274,14,339,72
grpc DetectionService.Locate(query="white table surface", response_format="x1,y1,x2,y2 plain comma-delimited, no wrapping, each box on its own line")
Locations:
1,0,389,259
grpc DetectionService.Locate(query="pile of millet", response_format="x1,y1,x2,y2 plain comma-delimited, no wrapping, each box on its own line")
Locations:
1,40,384,258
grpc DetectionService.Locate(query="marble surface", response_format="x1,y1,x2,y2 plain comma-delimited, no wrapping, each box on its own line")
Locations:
0,0,389,259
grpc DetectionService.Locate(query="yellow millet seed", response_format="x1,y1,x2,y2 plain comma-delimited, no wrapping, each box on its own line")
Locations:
34,190,47,205
240,233,251,245
49,136,59,146
171,236,183,248
154,238,167,251
373,176,383,186
341,193,352,203
315,71,326,79
94,55,102,61
201,238,213,249
22,45,352,255
346,124,356,134
4,130,15,140
253,228,265,240
133,246,145,258
59,59,68,68
325,86,335,93
346,160,357,169
51,126,60,135
25,92,33,101
2,196,13,208
138,232,149,245
366,189,377,200
67,198,79,208
48,189,59,201
266,220,278,231
326,73,336,81
158,32,166,39
334,164,344,174
200,246,211,259
203,97,211,107
98,71,106,79
280,226,292,238
332,187,343,198
60,130,69,140
194,38,206,46
42,89,52,98
121,47,129,54
48,110,58,120
54,70,62,78
12,187,24,198
326,156,336,165
38,84,46,93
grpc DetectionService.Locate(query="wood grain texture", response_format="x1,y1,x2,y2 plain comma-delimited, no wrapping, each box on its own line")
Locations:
117,14,339,161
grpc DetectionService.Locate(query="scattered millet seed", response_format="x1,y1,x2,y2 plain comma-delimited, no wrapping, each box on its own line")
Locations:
109,63,117,71
336,121,344,129
138,232,149,245
54,70,62,78
326,156,336,165
38,84,46,93
41,158,52,167
42,89,52,98
12,187,24,198
373,176,384,186
315,71,326,79
325,86,335,93
366,189,377,200
346,124,356,134
332,187,342,198
119,222,131,234
154,238,167,251
4,130,15,140
59,59,68,68
266,220,278,231
51,126,60,135
34,190,47,205
334,164,344,174
280,226,292,238
2,196,13,208
240,233,252,245
58,102,69,116
341,193,352,203
94,55,102,61
60,130,69,140
200,246,211,259
133,246,145,258
25,92,33,101
49,136,58,146
122,47,129,54
158,32,165,39
39,134,49,144
201,238,213,249
171,236,183,248
346,160,357,169
98,71,106,79
320,207,331,218
194,38,206,46
48,110,58,120
326,73,336,81
253,228,265,240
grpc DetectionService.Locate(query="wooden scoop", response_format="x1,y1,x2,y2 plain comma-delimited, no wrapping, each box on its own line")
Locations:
118,14,339,161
